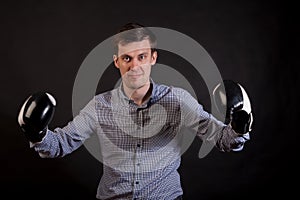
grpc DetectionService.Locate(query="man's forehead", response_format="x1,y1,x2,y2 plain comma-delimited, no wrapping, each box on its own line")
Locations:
118,40,152,56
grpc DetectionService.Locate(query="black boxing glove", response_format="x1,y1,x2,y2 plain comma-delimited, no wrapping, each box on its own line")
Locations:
212,80,253,135
17,92,56,143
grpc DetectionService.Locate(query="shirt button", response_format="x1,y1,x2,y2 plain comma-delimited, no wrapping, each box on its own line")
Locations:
135,181,139,184
137,144,141,147
137,163,140,166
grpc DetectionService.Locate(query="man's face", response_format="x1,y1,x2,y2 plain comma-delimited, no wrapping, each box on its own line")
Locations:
113,39,157,90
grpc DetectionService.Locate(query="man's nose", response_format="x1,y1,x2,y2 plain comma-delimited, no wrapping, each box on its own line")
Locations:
130,58,140,69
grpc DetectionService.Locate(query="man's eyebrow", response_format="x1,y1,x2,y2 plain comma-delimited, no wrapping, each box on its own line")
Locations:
136,51,150,57
119,51,149,58
120,54,132,58
139,52,149,56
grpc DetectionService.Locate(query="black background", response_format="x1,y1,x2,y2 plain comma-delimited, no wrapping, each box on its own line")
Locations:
1,0,298,199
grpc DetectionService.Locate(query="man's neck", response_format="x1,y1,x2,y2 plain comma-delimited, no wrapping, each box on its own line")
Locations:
123,82,152,106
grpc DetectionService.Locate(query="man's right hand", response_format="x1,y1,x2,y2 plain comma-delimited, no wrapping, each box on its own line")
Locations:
17,92,56,143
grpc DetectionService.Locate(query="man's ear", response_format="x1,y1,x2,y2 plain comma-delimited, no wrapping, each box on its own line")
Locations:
151,51,158,65
113,55,119,68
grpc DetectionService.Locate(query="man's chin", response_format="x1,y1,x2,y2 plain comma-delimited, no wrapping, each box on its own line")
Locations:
128,84,143,90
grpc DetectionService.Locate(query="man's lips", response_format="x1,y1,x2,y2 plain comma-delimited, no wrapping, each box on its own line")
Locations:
128,74,143,78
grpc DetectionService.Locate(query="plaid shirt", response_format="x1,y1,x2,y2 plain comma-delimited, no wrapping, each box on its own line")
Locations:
32,81,249,200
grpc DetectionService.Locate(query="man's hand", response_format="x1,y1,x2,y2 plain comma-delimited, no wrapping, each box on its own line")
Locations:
212,80,253,135
17,92,56,143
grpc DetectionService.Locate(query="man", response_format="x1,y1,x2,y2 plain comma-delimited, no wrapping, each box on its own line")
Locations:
18,23,252,200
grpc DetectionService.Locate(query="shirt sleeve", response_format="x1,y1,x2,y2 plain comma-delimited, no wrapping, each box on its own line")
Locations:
30,97,97,158
178,88,250,153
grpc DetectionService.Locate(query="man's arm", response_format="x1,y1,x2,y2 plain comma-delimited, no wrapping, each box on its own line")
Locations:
18,93,97,158
178,87,251,153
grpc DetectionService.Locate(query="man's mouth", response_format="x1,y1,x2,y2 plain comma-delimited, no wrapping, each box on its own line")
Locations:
128,74,142,78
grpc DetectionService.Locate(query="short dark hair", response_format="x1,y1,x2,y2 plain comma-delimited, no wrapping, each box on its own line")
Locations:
113,22,157,55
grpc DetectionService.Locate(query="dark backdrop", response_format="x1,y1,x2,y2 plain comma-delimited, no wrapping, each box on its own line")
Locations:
1,0,298,199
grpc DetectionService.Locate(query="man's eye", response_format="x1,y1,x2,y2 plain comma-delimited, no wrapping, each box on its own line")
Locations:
123,57,131,62
139,55,146,60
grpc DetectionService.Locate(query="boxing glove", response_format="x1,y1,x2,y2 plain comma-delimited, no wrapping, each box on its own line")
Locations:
18,92,56,143
212,80,253,135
